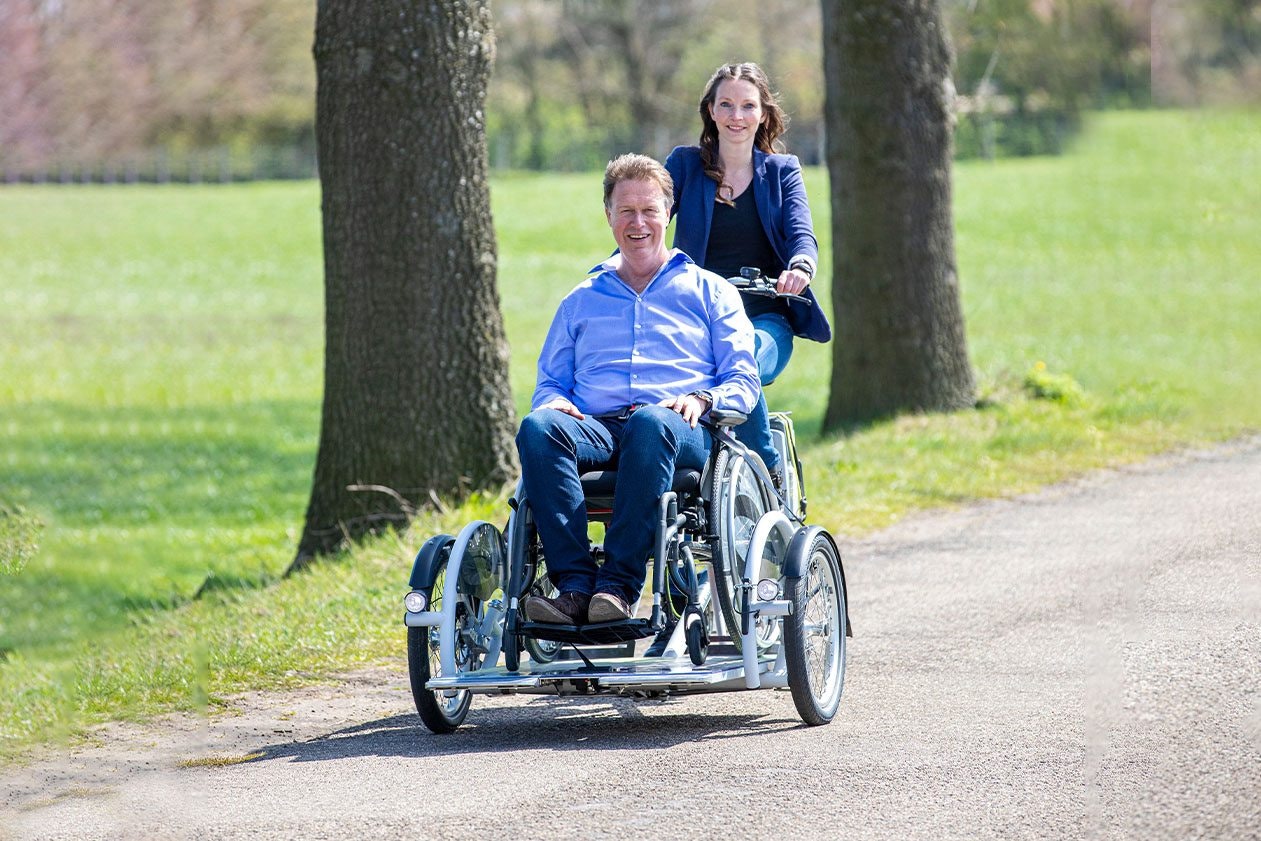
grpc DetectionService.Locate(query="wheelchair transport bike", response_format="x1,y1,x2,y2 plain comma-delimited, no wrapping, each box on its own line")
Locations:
402,269,850,733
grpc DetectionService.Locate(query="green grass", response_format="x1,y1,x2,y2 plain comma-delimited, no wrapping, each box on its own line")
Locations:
1,109,1258,755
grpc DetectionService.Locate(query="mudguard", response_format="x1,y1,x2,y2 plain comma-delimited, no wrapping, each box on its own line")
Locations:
783,525,853,638
408,533,454,590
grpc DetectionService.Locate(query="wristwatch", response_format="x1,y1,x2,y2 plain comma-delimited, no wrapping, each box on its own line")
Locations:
788,258,815,280
689,389,714,409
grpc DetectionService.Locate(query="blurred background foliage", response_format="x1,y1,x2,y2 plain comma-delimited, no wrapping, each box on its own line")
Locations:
0,0,1257,180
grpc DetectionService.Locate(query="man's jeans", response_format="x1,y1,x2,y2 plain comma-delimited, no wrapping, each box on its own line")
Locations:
735,312,795,471
516,405,711,605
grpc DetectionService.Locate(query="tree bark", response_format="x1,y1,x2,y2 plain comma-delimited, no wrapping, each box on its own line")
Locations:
294,0,517,570
821,0,975,429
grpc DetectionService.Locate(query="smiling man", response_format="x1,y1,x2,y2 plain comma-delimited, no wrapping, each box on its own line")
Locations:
517,153,759,625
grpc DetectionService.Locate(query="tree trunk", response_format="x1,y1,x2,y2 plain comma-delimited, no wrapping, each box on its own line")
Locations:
821,0,975,429
294,0,517,570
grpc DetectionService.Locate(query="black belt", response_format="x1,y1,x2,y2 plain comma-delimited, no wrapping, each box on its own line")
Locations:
595,404,645,421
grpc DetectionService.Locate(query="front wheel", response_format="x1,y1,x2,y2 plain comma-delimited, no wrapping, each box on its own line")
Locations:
783,531,847,726
408,548,488,733
407,622,471,733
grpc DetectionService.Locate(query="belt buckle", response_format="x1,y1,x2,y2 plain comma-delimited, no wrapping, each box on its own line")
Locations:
598,403,644,421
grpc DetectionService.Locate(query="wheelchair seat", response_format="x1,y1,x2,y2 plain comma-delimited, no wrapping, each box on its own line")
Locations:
580,468,701,513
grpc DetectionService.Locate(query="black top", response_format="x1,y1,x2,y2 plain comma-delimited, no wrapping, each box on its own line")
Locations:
704,187,787,320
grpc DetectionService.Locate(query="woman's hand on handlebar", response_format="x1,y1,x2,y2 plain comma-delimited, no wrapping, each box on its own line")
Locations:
776,266,811,296
729,266,809,301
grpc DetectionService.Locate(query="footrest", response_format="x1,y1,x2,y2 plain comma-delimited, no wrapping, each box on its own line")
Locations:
520,617,660,645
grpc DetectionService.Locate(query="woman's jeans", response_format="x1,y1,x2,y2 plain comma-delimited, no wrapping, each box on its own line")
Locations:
737,313,795,471
516,405,712,604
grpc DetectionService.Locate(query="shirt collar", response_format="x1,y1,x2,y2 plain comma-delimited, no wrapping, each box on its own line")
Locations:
588,248,692,280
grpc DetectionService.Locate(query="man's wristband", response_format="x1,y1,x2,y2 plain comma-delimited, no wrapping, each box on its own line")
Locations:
689,389,714,409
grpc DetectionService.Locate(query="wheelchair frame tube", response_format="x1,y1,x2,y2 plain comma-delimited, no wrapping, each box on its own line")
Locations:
652,492,683,629
712,422,804,525
504,481,529,613
740,510,797,688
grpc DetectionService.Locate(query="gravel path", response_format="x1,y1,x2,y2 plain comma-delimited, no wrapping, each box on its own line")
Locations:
3,439,1259,840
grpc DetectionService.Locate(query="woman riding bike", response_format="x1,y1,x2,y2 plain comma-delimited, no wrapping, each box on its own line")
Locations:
665,62,831,486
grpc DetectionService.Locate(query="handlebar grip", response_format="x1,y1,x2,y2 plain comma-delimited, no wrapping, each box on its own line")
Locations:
728,275,809,304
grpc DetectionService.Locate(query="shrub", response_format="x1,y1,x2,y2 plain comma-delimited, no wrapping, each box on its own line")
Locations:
1023,361,1086,406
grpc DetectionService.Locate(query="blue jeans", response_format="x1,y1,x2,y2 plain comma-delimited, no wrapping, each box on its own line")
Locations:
735,313,795,471
515,405,712,604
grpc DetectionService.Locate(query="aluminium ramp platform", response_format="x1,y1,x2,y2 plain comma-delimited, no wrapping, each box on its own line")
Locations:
424,652,785,696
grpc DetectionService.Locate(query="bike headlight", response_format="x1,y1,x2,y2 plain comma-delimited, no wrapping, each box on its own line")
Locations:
756,578,780,602
404,591,427,613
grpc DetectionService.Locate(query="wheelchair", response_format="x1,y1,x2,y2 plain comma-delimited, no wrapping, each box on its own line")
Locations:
402,405,850,734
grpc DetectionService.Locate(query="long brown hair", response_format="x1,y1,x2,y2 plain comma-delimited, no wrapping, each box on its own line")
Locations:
697,62,788,205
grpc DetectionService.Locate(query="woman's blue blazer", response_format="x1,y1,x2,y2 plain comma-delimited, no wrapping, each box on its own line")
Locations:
665,145,832,343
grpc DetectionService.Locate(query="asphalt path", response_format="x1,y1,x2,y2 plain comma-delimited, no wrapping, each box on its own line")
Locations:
3,439,1259,840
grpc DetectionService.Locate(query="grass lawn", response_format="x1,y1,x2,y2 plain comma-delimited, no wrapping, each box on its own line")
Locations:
1,109,1258,754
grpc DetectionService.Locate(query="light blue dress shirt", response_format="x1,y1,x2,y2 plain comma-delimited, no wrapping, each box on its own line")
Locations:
532,250,759,416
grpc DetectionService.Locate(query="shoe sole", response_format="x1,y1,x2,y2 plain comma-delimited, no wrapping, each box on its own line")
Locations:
524,598,581,625
587,595,631,623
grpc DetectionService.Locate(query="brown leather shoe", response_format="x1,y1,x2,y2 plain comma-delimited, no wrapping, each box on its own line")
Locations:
523,591,591,624
587,591,632,623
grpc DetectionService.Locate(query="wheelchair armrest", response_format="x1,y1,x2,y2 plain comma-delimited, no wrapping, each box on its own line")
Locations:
708,409,747,427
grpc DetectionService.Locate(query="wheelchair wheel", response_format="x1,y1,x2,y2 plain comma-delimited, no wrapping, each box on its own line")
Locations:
523,564,563,664
783,530,847,726
685,611,708,666
711,448,779,652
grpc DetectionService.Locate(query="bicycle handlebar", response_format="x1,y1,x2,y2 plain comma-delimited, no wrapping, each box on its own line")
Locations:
726,266,809,304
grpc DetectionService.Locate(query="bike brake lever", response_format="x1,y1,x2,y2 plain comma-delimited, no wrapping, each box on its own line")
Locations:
731,278,809,304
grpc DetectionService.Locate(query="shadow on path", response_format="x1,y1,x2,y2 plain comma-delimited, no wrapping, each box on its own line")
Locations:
246,695,803,763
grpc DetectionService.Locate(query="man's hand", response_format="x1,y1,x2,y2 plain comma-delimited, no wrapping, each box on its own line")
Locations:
537,397,584,419
660,392,710,428
776,266,811,296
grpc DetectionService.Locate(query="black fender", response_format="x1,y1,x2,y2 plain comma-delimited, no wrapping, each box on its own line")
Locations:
783,525,853,638
408,533,454,591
